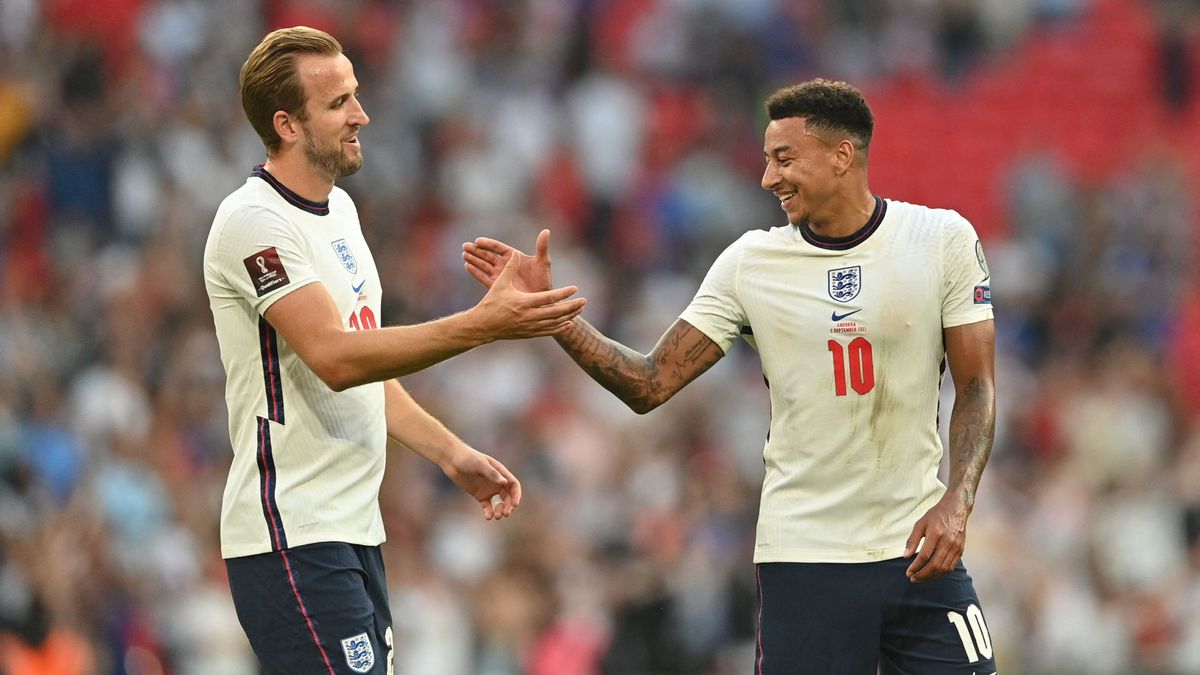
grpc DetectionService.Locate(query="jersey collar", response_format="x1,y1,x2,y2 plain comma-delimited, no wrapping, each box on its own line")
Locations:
797,196,885,250
250,164,330,216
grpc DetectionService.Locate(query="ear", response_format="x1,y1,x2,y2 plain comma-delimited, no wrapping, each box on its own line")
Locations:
273,110,300,147
833,139,856,177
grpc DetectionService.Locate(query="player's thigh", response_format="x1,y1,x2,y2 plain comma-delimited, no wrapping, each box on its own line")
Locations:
879,559,997,675
226,542,392,674
351,543,395,667
755,562,881,675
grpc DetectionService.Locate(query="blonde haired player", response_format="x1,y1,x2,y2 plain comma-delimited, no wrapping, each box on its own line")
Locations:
205,26,585,674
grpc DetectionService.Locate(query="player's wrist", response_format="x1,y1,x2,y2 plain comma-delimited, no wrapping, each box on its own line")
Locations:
944,485,976,511
551,316,582,342
452,307,498,346
433,441,472,472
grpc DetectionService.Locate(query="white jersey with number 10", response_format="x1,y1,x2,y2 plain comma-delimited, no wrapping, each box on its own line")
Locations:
680,197,993,564
204,169,386,559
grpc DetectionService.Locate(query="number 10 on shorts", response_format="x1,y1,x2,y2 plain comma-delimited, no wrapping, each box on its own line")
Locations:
948,604,993,662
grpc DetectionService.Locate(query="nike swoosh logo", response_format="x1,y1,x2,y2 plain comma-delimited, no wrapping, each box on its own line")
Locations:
831,308,862,321
352,279,366,293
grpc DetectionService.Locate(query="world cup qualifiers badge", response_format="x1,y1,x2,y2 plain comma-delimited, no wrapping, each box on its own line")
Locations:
243,247,290,297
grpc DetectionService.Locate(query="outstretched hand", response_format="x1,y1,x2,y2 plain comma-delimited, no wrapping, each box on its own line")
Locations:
463,228,555,293
469,230,584,339
442,449,523,521
902,492,970,583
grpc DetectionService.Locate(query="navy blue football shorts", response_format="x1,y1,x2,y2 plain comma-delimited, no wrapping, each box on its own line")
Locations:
755,557,997,674
226,542,393,674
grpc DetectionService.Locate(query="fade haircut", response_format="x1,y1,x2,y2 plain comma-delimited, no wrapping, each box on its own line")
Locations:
765,79,874,155
240,26,343,154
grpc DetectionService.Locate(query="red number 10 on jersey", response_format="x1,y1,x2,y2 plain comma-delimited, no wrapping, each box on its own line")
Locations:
828,337,875,396
349,306,377,331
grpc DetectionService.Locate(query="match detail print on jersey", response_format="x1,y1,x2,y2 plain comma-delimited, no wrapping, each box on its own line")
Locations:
243,247,290,297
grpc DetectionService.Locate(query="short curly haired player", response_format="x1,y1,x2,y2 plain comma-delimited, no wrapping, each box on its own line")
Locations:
203,26,586,674
464,79,998,674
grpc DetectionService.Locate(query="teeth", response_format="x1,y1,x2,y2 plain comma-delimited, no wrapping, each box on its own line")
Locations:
778,193,795,202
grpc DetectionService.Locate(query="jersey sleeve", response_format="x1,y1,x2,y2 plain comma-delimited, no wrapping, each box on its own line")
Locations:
679,236,748,353
212,205,321,315
941,212,993,328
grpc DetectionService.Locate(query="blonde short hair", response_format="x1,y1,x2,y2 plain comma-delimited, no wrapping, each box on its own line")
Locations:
239,26,343,153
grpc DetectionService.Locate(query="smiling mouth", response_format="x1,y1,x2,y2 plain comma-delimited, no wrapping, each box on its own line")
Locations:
777,191,796,208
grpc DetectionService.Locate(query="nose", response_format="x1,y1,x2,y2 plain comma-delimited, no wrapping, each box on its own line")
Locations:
761,162,779,191
350,96,370,127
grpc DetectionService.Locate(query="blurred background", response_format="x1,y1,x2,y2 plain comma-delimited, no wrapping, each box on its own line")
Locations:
1,0,1199,673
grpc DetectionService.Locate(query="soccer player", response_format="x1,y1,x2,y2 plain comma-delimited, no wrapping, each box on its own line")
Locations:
463,79,998,673
203,27,586,674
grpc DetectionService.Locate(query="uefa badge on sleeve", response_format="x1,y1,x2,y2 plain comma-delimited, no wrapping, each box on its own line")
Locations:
340,632,375,673
974,285,992,305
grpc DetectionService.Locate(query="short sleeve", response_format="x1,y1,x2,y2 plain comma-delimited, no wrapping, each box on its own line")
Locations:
211,205,320,315
941,213,993,328
679,237,748,353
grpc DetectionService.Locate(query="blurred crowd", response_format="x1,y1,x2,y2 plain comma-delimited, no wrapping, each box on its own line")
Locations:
2,0,1200,673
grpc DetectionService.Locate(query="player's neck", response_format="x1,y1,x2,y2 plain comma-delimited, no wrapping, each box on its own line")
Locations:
262,155,334,203
804,188,876,239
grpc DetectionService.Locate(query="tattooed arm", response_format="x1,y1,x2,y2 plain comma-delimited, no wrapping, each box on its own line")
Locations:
903,319,996,583
462,230,726,413
552,317,725,414
942,319,997,511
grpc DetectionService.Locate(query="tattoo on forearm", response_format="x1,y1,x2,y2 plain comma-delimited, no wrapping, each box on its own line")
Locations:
556,320,721,412
947,377,995,505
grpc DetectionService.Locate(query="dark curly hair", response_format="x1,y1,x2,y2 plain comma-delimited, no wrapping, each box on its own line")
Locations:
765,79,873,154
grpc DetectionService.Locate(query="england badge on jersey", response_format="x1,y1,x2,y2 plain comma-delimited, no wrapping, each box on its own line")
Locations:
331,238,358,275
340,632,375,673
828,265,862,303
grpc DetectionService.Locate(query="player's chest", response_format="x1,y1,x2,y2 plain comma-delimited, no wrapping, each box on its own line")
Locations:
303,228,380,310
739,250,940,344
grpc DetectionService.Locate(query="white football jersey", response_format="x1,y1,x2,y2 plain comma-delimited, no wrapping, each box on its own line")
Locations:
204,166,386,558
680,197,993,563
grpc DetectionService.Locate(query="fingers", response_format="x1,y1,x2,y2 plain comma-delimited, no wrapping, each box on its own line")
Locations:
905,540,933,582
480,457,522,521
535,229,550,263
489,458,522,519
464,261,494,287
903,520,930,581
518,298,586,336
905,534,962,583
903,525,923,559
528,284,579,305
472,237,515,257
463,247,502,276
463,243,506,271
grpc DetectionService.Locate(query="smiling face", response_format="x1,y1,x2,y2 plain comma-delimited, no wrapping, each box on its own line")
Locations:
294,52,369,179
761,117,842,226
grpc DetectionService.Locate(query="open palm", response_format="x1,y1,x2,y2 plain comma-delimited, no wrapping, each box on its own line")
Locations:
463,228,555,293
